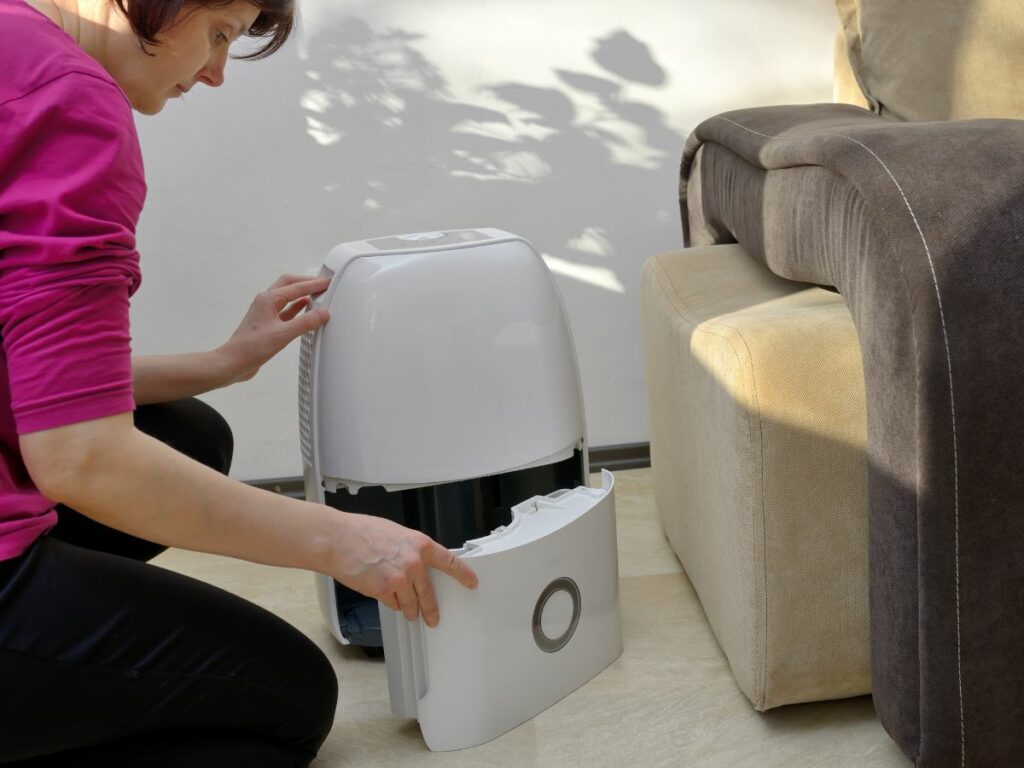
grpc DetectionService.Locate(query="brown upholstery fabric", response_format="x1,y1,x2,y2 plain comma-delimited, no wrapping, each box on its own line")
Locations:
682,103,1024,766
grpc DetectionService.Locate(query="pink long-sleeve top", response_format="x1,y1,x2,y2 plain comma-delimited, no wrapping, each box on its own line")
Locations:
0,0,145,560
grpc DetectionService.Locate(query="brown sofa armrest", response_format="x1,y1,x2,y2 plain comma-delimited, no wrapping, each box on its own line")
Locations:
680,102,1024,767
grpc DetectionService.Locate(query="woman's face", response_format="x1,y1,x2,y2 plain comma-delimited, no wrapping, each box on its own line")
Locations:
110,2,262,114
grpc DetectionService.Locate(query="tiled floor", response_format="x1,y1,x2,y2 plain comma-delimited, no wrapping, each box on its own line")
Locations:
153,469,912,767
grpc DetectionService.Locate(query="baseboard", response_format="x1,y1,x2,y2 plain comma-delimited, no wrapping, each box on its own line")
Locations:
588,442,651,472
247,442,650,498
251,477,306,499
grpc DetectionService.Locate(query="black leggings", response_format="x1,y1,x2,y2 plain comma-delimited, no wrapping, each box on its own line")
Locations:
0,399,338,767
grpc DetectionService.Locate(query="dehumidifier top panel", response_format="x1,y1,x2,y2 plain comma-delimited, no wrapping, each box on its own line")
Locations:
308,231,586,488
322,229,518,274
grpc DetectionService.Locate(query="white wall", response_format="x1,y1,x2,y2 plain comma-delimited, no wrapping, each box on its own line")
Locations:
132,0,837,481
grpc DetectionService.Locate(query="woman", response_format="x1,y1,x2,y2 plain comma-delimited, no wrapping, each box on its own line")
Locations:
0,0,478,764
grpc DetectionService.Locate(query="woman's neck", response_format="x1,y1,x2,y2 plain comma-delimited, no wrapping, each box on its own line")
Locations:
24,0,119,73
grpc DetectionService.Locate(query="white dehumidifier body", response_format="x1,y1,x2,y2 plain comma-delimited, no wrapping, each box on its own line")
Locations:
298,229,622,750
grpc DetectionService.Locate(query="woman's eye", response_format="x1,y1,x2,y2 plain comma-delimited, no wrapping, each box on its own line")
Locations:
215,30,228,44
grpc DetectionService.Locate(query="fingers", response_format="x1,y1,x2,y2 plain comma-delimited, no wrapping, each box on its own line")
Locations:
377,546,474,628
395,586,420,623
426,544,479,590
269,277,331,305
284,307,330,337
278,296,309,322
413,570,441,628
269,273,326,290
386,568,447,628
338,522,478,630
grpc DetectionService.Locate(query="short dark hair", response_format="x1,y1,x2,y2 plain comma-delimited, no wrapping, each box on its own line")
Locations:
113,0,294,60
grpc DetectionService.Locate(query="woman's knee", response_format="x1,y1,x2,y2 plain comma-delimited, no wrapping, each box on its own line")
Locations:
133,398,234,475
286,632,339,754
307,661,339,755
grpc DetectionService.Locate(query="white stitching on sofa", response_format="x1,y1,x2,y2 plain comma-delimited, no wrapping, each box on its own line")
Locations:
710,115,966,767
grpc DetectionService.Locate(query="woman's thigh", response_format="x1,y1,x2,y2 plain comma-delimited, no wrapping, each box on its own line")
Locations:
0,538,338,766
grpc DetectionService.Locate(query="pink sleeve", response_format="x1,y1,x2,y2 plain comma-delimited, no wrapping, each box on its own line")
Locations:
0,72,145,434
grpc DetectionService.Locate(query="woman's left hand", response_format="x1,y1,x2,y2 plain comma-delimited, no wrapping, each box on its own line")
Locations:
216,274,332,385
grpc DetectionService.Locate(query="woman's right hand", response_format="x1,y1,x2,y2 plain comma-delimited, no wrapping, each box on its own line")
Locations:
326,510,479,628
215,275,332,387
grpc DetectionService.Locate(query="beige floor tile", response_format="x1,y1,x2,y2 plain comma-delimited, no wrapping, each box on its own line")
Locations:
316,711,539,768
532,574,908,768
601,468,684,579
153,468,911,768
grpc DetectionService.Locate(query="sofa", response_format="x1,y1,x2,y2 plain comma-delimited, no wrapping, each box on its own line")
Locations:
642,2,1024,765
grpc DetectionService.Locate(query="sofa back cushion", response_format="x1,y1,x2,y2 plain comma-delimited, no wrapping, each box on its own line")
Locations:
834,0,1024,121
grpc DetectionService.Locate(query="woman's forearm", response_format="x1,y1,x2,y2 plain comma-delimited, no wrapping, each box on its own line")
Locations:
20,411,479,624
23,413,338,574
132,350,238,405
131,276,331,405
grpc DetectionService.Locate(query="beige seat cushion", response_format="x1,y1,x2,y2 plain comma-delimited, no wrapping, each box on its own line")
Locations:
834,0,1024,121
641,244,870,710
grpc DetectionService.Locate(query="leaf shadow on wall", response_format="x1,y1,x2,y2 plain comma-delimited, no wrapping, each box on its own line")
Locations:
294,18,685,298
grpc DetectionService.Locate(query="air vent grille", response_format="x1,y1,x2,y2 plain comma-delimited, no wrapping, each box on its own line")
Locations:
298,331,315,470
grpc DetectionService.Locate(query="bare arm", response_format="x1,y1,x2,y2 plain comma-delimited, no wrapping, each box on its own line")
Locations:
20,413,477,625
132,275,332,406
132,350,238,406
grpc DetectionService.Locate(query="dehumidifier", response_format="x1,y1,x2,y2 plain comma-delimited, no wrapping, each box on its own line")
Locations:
299,229,621,749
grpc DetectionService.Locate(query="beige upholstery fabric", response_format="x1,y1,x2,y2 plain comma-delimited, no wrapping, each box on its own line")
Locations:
834,0,1024,121
832,31,869,109
641,244,870,710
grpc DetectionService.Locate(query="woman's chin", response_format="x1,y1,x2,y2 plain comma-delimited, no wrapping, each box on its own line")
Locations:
132,94,169,116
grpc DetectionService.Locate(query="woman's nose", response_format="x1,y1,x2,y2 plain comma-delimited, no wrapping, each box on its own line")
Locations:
197,50,228,88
